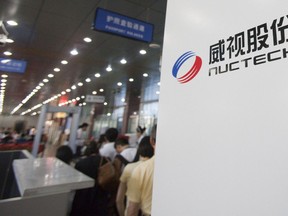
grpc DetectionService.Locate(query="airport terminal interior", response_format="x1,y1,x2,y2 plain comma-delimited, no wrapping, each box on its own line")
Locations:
0,0,167,215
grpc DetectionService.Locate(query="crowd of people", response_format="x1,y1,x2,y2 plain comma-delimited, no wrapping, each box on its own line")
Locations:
0,126,36,144
55,124,156,216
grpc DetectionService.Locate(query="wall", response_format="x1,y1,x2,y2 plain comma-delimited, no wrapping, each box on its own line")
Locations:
154,1,288,215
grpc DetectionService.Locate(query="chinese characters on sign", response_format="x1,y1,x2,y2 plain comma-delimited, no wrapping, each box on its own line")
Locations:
209,15,288,76
93,8,154,43
0,58,27,73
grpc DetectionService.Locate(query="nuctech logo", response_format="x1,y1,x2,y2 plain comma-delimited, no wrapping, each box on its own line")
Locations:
172,51,202,84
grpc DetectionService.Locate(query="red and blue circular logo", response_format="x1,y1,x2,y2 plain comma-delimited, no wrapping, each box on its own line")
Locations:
172,51,202,84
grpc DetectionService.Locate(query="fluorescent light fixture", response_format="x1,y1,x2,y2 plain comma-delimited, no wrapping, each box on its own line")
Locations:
120,58,127,64
61,60,68,64
106,65,112,72
139,49,147,55
6,38,14,43
4,51,12,56
83,37,92,42
70,49,78,55
7,20,18,26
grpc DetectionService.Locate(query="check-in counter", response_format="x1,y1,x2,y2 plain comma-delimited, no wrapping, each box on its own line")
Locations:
0,153,94,216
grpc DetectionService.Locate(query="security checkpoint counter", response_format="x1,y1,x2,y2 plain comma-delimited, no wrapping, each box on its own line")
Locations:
0,156,94,216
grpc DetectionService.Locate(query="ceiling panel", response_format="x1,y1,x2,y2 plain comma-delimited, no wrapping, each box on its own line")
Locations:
0,0,167,115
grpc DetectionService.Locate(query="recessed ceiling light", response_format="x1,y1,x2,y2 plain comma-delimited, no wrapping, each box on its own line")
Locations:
78,82,83,86
92,91,97,95
61,60,68,64
99,88,104,92
6,38,14,43
54,68,60,72
129,78,134,82
36,86,41,90
143,73,148,77
83,37,92,42
95,73,101,78
149,43,161,48
117,82,122,86
48,74,54,78
157,82,161,86
106,65,112,72
121,98,125,102
1,83,6,87
7,20,18,26
66,89,71,92
32,89,38,92
43,79,49,82
70,49,78,55
107,113,111,116
4,51,12,56
61,91,66,95
76,97,80,101
139,49,147,55
1,75,8,78
85,78,91,82
83,102,86,105
39,83,44,86
1,79,7,82
120,58,127,64
71,85,76,90
156,91,160,95
81,95,85,99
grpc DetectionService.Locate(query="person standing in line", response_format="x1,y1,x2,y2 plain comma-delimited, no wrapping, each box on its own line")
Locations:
126,125,157,216
116,136,154,216
75,123,89,157
136,126,146,146
99,128,118,161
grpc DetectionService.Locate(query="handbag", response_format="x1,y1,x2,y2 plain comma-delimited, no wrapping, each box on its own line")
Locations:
97,157,118,191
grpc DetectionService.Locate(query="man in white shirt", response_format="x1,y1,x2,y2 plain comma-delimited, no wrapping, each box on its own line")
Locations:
99,128,118,161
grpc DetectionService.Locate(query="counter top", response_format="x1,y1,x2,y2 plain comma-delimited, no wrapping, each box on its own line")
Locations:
13,157,94,197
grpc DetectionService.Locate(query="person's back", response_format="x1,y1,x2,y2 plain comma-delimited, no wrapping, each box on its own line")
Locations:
116,136,154,216
70,141,109,216
126,125,157,216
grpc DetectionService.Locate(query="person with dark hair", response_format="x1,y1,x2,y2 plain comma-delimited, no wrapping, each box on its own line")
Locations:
114,135,137,165
75,122,89,157
99,127,118,160
97,133,106,148
55,145,73,164
136,126,146,145
127,125,157,216
116,136,154,216
70,140,109,216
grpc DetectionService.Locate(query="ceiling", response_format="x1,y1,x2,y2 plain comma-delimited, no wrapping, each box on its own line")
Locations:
0,0,167,116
